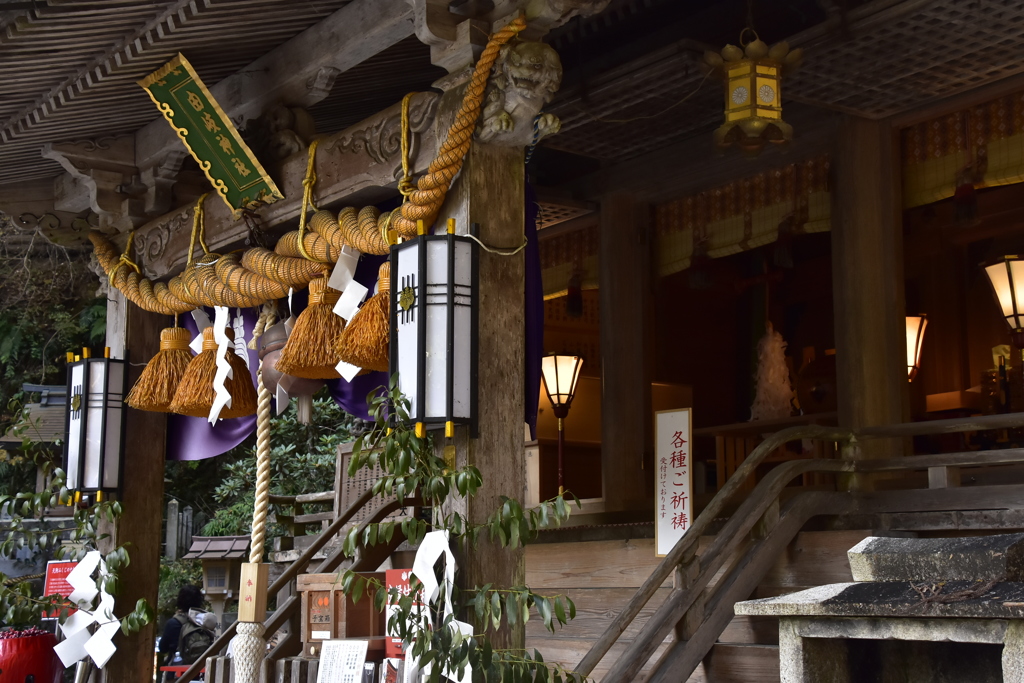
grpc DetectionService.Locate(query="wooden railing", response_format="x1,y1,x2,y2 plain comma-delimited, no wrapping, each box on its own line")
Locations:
578,412,1024,682
177,489,420,683
268,490,335,552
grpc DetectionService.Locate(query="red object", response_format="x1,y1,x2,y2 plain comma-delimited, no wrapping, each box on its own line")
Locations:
0,632,63,683
43,561,78,618
160,665,205,679
384,569,420,657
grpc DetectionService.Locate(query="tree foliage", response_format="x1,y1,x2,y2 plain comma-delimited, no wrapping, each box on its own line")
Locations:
0,234,104,435
0,456,153,634
340,379,587,683
163,395,362,538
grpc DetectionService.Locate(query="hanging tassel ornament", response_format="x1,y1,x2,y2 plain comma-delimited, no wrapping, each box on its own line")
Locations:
169,326,258,418
126,326,194,412
275,277,345,379
335,261,390,373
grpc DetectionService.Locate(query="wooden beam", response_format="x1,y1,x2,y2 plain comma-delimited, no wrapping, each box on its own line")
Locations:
131,92,440,278
101,293,167,683
891,73,1024,129
434,86,526,649
831,116,907,459
134,0,416,172
557,105,840,204
599,193,653,511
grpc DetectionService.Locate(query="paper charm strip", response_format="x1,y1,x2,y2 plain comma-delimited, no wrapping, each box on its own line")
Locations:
405,530,474,683
54,550,121,669
232,308,249,369
208,306,234,423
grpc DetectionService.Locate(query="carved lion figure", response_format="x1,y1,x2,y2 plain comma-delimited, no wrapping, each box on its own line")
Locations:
478,41,563,147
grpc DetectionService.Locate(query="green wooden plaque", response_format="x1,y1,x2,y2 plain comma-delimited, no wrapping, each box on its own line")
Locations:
138,54,283,214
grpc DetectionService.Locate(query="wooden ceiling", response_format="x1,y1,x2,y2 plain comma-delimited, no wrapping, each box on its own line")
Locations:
542,0,1024,163
0,0,354,185
3,0,1024,190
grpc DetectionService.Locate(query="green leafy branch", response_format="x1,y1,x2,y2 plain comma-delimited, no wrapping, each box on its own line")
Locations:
336,378,589,682
0,463,153,634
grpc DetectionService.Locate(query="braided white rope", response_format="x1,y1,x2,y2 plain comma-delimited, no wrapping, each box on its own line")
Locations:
249,363,272,563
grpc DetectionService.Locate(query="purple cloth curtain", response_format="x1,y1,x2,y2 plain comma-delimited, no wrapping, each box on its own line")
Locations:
166,308,260,461
165,190,542,459
524,183,544,439
166,254,388,461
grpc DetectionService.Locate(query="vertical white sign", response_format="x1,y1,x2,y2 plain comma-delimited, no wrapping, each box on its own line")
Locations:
655,408,692,557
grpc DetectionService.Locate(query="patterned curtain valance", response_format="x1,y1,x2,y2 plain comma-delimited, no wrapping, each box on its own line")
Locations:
653,155,831,278
903,91,1024,209
539,222,598,299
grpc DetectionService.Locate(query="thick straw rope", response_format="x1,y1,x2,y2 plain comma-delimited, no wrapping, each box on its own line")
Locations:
249,365,272,563
91,16,527,312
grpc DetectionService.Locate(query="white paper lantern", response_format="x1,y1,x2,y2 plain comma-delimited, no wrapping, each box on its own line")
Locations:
391,220,478,437
64,348,127,500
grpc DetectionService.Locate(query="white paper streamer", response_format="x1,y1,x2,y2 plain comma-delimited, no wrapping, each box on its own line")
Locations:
66,551,101,605
54,627,91,667
189,309,212,354
335,360,362,382
276,383,289,416
232,309,249,369
57,551,123,669
85,621,120,668
333,281,368,321
208,306,234,424
407,531,472,682
328,246,361,292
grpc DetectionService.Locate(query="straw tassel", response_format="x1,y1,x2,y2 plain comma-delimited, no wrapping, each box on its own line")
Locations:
335,261,390,373
169,326,258,418
126,327,194,412
275,277,345,379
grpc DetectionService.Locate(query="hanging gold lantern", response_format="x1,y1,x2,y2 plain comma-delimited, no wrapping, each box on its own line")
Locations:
704,31,802,155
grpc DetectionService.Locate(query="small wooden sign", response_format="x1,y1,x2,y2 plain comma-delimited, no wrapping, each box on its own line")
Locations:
138,53,283,214
237,562,269,622
655,408,693,557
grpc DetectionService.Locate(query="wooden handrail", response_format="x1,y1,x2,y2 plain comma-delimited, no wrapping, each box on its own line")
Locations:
575,424,848,677
579,411,1024,680
176,486,379,683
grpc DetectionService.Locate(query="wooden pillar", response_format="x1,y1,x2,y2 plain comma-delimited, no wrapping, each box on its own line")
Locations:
102,292,167,682
439,138,526,648
599,192,653,511
831,116,908,458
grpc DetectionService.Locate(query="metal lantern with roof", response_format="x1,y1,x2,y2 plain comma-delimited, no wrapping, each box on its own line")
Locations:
63,347,128,502
390,219,479,438
703,32,802,155
183,535,251,628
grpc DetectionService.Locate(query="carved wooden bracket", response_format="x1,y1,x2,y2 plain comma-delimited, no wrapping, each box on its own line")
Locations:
41,136,145,233
130,92,441,279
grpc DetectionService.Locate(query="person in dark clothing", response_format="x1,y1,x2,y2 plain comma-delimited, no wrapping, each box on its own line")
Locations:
159,585,204,680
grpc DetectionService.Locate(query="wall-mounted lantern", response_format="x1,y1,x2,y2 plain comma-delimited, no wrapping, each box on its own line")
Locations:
390,219,478,437
63,347,127,502
984,256,1024,348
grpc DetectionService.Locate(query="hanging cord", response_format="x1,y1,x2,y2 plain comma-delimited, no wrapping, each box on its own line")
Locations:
248,303,278,350
463,232,528,256
296,140,326,263
187,193,211,265
249,364,272,563
398,93,417,199
108,230,141,286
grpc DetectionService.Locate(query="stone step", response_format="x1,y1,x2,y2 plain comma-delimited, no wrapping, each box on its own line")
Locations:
848,532,1024,582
